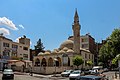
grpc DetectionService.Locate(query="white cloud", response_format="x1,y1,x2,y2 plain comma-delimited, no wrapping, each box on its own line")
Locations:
0,17,18,30
30,41,32,45
19,24,24,29
15,37,21,42
0,28,10,35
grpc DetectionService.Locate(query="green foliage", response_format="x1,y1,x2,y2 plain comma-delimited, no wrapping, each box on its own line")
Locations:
73,55,84,68
34,38,45,56
109,28,120,57
112,58,117,65
98,62,104,66
116,54,120,60
99,28,120,67
86,60,93,66
34,39,45,50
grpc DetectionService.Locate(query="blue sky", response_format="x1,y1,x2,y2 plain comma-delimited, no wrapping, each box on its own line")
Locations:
0,0,120,50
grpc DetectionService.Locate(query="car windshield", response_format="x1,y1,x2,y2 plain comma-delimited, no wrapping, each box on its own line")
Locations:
64,70,71,72
72,71,81,74
4,69,13,72
3,69,13,74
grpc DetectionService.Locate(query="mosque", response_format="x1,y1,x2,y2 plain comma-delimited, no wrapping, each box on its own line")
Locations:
33,10,94,74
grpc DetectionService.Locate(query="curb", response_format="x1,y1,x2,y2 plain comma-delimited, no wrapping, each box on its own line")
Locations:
14,72,28,75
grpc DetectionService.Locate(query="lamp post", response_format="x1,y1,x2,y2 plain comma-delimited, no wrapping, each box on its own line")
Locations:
54,58,58,77
118,60,120,79
116,54,120,79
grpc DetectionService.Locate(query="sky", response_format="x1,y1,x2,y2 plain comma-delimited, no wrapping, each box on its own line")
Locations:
0,0,120,51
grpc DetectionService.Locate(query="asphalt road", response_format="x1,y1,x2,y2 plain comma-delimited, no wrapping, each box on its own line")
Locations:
0,72,69,80
0,71,119,80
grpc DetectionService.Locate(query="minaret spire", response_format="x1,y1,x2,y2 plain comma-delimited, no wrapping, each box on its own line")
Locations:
74,9,79,24
72,9,81,54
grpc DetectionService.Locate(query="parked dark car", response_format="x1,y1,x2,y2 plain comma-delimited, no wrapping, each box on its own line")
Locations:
103,68,109,72
2,69,14,80
75,75,107,80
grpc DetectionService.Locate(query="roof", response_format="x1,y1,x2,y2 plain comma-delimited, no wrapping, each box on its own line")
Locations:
7,60,19,63
60,40,73,49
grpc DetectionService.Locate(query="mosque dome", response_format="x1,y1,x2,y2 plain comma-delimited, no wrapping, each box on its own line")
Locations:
60,40,73,49
63,47,69,51
45,51,51,54
67,49,74,53
38,52,44,56
58,50,65,54
52,49,59,54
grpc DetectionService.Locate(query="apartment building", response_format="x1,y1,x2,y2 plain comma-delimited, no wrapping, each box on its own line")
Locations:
0,35,30,70
69,33,96,54
69,33,97,65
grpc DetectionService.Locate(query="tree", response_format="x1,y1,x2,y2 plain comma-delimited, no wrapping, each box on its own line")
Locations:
86,60,93,66
99,28,120,68
115,54,120,60
111,54,120,68
73,55,84,69
98,62,104,66
109,28,120,57
99,43,112,67
34,38,45,56
112,58,117,65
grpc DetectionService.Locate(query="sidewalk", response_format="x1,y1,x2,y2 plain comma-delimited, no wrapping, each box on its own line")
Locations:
106,74,120,80
14,72,29,75
33,73,66,79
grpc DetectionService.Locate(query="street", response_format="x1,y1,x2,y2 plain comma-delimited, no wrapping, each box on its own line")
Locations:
0,72,69,80
0,71,119,80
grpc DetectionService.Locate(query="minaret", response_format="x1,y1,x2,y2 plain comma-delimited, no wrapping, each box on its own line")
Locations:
72,9,81,54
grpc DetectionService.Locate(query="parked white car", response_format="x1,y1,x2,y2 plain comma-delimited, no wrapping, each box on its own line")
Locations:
61,70,73,77
2,69,14,80
69,70,84,80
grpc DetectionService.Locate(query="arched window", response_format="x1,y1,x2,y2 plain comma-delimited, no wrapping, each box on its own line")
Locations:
56,57,61,67
68,57,70,66
62,54,68,66
41,58,47,67
35,58,40,66
48,57,53,67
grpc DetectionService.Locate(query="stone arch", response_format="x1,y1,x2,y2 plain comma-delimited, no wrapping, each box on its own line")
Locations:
62,54,68,66
35,58,40,66
41,58,47,67
68,57,70,66
56,57,61,67
48,57,53,67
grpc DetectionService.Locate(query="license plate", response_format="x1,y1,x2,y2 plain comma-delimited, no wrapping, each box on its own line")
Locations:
6,75,11,76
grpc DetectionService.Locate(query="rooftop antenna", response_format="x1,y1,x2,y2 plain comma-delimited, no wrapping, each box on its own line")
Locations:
0,33,3,36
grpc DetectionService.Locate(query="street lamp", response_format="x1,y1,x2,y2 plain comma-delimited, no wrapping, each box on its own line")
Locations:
118,60,120,79
54,58,58,77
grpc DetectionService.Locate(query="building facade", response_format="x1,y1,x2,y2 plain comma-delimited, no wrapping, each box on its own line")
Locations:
0,35,30,70
33,10,94,74
69,33,96,54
